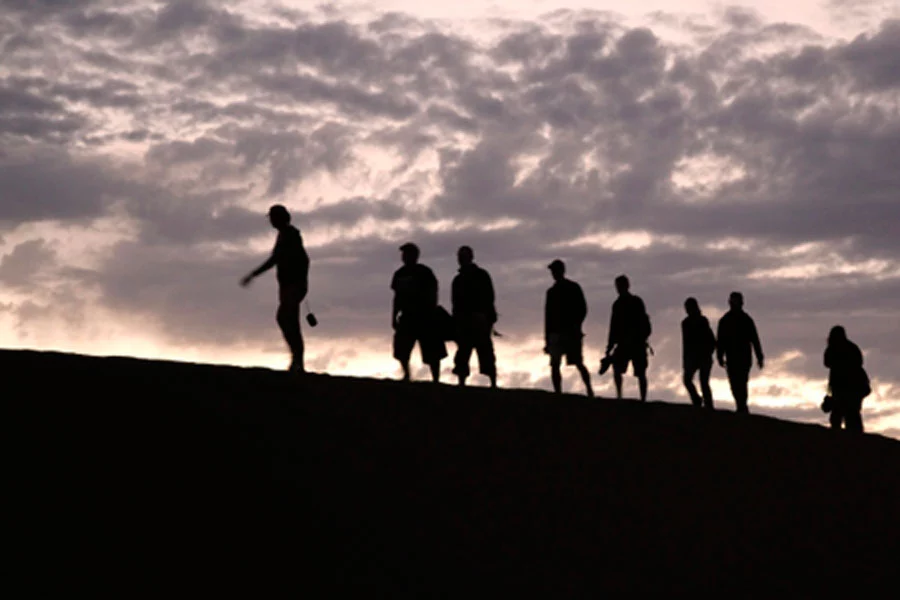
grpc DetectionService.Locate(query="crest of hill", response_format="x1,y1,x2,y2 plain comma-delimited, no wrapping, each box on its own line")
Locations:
9,349,900,596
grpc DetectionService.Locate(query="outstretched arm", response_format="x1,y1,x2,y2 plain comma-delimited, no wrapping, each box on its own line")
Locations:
241,253,277,287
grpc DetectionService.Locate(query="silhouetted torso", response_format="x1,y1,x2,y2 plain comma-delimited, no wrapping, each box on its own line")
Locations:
716,310,762,369
682,314,716,366
608,293,648,349
452,263,496,322
391,264,438,320
273,225,309,287
545,278,587,337
824,339,864,397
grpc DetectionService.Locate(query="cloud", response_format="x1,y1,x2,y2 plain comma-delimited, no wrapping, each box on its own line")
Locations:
0,1,898,436
0,239,56,288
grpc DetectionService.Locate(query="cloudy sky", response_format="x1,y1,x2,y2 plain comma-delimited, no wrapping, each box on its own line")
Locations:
2,0,899,437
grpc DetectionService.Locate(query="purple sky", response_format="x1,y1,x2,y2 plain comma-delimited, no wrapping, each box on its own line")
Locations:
1,0,898,437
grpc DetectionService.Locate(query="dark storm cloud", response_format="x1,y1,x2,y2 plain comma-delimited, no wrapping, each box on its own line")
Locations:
1,1,899,434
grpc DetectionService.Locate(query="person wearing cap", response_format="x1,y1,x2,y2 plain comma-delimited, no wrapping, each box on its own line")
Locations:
716,291,764,413
240,204,310,373
451,245,497,388
391,242,447,382
603,274,651,402
544,259,593,397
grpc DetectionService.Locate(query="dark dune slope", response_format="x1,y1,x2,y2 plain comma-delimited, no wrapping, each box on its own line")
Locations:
10,349,900,595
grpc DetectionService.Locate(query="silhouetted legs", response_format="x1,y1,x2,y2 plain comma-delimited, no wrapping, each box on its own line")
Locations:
453,316,497,388
394,315,446,383
684,361,714,409
830,396,864,433
277,284,306,372
612,345,648,401
550,354,593,397
576,363,594,397
726,365,751,413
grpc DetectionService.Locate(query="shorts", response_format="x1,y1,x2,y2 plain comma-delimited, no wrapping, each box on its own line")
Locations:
393,316,447,365
278,282,307,306
546,333,584,366
613,343,648,376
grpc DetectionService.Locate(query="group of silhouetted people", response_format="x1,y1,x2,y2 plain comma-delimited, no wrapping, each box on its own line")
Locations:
241,205,872,432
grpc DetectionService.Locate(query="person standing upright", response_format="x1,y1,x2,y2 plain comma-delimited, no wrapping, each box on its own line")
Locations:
823,326,870,433
544,259,593,397
451,246,498,388
391,242,446,382
240,204,310,373
603,275,651,402
716,291,764,413
681,297,717,409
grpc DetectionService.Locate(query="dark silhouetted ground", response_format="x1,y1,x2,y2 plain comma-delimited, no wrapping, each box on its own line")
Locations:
10,349,899,595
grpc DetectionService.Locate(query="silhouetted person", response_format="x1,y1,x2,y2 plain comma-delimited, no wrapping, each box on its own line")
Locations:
451,246,497,388
681,297,716,409
824,326,869,433
240,204,310,373
391,243,446,382
544,260,593,397
604,275,651,402
716,291,764,413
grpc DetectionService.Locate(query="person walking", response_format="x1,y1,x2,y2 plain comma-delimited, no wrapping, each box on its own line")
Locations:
603,275,651,402
544,259,593,397
823,326,870,432
391,243,446,382
240,204,310,373
451,246,498,388
681,297,716,409
716,291,764,413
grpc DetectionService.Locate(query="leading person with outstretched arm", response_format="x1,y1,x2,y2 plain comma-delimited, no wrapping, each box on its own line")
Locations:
241,204,310,373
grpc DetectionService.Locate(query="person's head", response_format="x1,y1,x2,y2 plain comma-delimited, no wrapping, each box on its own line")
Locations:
684,297,700,317
400,242,420,266
728,291,744,310
828,325,847,345
548,259,565,282
267,204,291,229
615,274,630,296
457,245,474,267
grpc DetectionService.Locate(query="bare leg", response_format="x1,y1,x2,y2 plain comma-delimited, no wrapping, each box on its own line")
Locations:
276,301,304,372
637,374,647,402
429,361,440,383
551,356,562,393
576,363,594,397
613,370,624,400
699,361,714,409
400,360,411,382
